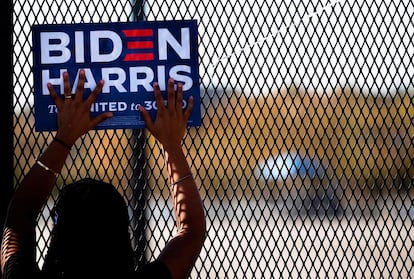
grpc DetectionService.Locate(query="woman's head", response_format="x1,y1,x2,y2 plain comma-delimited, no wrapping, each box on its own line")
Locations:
42,178,134,277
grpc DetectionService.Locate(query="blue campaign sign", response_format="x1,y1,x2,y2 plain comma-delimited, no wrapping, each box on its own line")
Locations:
32,20,201,131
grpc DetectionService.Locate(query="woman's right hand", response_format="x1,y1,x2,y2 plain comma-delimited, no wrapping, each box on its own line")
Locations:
139,78,194,150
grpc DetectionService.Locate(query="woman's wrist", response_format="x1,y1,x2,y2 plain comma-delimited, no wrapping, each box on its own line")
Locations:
163,146,193,184
171,173,193,187
53,137,72,150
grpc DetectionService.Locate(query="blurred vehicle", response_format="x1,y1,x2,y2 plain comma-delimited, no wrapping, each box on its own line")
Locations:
255,152,342,217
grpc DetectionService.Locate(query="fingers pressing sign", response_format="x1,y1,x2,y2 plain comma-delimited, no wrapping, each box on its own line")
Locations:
47,70,113,145
139,78,194,148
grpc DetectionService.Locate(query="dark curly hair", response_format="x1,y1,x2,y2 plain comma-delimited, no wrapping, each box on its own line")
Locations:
42,178,134,278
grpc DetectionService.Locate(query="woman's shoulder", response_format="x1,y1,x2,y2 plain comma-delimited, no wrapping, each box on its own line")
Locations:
134,260,172,279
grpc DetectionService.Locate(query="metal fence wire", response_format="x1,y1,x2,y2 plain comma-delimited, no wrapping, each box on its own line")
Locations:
12,0,414,278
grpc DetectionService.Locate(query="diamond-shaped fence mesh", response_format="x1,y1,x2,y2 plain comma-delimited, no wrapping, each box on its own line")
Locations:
11,0,413,278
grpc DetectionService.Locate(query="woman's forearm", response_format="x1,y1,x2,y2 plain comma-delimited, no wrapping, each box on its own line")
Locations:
158,146,206,279
6,139,70,232
164,146,205,233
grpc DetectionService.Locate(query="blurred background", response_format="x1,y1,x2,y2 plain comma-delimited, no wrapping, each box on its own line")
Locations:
8,0,414,278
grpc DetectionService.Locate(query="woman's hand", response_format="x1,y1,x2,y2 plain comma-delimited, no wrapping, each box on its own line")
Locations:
48,70,113,146
139,78,194,150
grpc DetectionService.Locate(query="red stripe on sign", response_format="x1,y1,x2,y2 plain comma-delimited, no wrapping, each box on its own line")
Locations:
123,53,154,61
127,41,154,49
122,29,153,37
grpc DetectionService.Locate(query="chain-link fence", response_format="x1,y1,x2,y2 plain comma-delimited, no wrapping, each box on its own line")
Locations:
11,0,414,278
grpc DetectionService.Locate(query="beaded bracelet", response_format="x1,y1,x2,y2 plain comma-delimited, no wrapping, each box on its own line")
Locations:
36,160,59,177
171,173,193,187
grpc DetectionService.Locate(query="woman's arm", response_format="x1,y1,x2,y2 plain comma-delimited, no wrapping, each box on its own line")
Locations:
139,78,206,279
0,70,112,273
